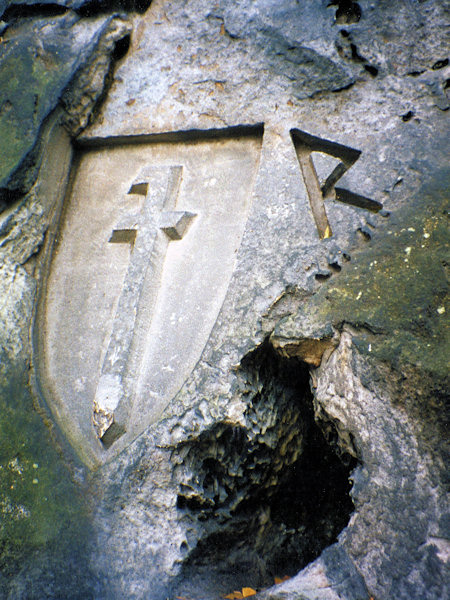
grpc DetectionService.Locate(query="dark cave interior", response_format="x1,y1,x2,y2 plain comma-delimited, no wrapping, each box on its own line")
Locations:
173,343,357,597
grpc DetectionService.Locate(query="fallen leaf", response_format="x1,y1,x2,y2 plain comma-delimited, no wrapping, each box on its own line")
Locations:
242,587,257,597
223,592,243,599
274,575,291,584
323,225,332,239
126,98,136,106
220,23,225,35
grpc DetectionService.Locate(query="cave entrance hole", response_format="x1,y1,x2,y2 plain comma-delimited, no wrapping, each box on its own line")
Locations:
173,341,357,597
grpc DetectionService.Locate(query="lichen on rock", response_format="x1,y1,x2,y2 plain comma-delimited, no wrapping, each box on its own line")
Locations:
0,9,131,206
0,0,449,599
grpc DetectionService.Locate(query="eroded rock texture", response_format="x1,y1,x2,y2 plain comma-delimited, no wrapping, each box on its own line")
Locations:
0,1,448,599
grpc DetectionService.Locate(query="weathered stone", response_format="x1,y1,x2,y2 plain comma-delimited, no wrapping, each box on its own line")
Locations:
258,543,369,600
0,11,131,205
274,171,449,388
0,0,151,20
0,2,135,596
1,0,449,599
0,261,94,600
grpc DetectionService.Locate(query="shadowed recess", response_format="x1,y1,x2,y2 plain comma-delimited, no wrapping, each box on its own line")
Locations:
172,342,356,598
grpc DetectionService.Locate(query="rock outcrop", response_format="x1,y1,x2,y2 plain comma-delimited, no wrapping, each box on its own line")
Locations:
0,1,448,599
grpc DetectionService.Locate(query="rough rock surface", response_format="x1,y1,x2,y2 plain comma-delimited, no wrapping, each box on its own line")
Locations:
0,2,132,598
0,4,132,205
0,1,449,599
0,0,151,20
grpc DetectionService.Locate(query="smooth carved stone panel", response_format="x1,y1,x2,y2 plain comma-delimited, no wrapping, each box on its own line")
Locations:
38,132,262,466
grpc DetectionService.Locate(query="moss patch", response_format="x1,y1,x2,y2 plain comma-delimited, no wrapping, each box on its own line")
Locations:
0,362,91,583
277,170,449,382
0,13,113,197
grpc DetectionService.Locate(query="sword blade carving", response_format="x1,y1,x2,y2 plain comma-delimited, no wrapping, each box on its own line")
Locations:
93,165,196,447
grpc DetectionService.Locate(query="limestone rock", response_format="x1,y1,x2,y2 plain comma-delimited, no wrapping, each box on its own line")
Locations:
1,1,449,599
0,0,151,20
0,10,131,205
0,2,134,597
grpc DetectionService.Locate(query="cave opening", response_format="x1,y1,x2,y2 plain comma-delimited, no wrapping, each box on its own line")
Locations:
173,342,357,597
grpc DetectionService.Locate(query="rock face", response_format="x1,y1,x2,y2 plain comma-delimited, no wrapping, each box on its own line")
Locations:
0,6,133,206
0,1,448,599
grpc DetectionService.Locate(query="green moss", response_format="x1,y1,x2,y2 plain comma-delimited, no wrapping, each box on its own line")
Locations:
307,171,449,380
0,363,90,577
0,14,112,194
0,43,71,188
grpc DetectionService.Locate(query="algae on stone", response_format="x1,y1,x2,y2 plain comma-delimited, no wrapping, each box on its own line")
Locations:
274,170,449,382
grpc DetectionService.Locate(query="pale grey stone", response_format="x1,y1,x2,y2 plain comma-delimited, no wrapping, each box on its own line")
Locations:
1,1,448,599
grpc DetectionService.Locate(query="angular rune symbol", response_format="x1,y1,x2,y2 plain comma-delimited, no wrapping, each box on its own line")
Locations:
37,125,381,465
291,128,382,239
93,165,196,446
92,129,380,446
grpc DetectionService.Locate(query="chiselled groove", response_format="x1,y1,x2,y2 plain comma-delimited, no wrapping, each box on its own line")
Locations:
291,128,381,239
322,163,347,198
109,229,137,245
160,211,197,240
76,123,265,149
128,182,149,195
291,128,361,164
335,188,382,212
296,148,332,240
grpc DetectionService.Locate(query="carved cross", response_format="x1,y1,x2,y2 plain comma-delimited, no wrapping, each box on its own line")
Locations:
93,165,196,446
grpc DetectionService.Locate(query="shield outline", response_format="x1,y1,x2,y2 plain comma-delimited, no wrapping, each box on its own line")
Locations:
32,125,264,468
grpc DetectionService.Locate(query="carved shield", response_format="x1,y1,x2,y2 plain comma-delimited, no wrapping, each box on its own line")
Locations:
35,130,262,466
